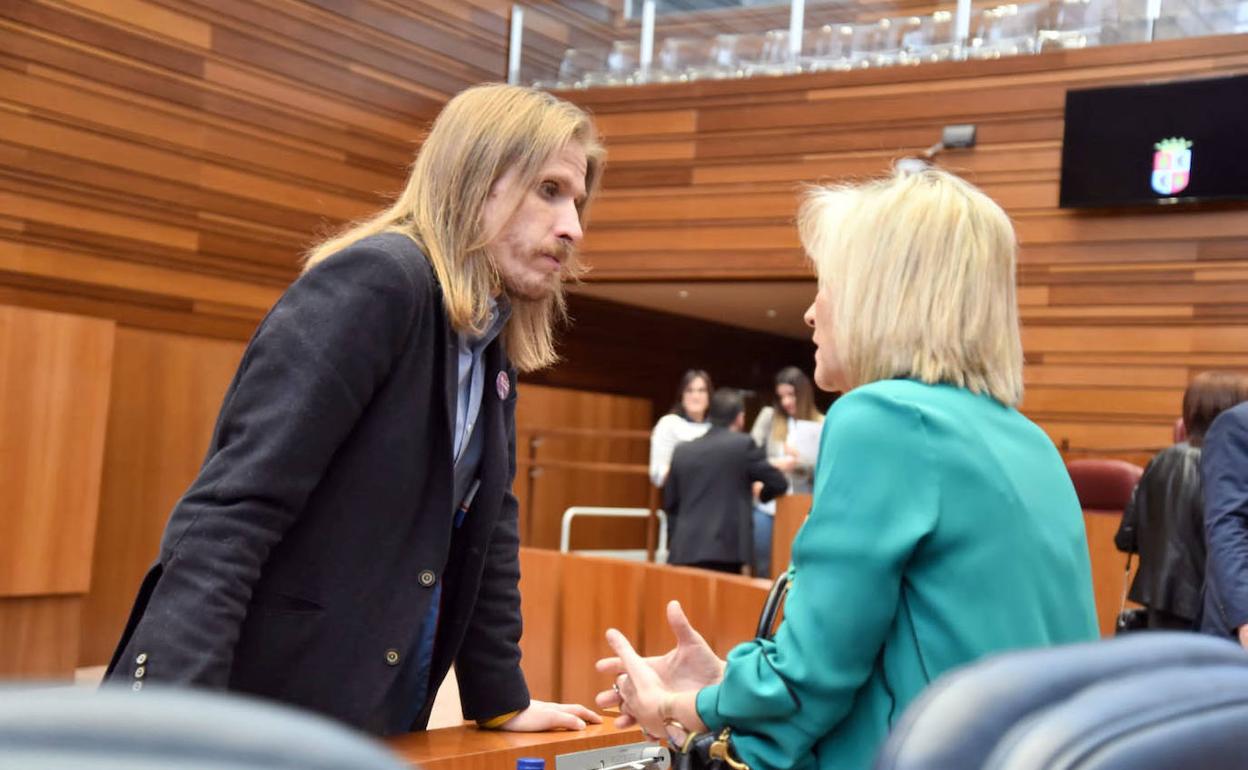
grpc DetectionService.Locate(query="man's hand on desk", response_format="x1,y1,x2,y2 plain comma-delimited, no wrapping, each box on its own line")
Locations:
496,700,603,732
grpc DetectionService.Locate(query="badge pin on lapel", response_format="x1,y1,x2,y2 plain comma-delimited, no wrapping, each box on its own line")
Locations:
496,371,510,400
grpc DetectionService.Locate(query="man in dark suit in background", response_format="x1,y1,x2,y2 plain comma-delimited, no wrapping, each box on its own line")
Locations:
1200,400,1248,649
664,389,788,574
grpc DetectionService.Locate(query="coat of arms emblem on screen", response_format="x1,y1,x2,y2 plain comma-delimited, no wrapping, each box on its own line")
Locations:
1151,137,1193,196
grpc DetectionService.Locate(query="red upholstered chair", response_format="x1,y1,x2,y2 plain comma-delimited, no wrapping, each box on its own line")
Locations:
1066,459,1144,513
1065,459,1145,636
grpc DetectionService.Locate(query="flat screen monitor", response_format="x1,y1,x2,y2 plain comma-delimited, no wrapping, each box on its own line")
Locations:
1059,73,1248,209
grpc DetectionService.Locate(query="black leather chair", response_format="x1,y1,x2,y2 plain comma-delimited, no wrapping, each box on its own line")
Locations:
874,632,1248,770
0,684,411,769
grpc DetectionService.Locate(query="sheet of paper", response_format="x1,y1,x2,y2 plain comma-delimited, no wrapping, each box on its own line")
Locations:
789,419,823,467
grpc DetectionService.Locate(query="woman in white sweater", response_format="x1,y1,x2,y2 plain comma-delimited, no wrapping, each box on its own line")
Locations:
648,369,712,488
749,366,825,576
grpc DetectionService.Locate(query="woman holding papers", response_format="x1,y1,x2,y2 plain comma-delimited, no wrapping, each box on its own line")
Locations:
748,367,824,577
597,167,1099,770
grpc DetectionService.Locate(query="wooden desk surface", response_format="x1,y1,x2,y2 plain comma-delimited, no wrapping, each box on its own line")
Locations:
387,719,646,769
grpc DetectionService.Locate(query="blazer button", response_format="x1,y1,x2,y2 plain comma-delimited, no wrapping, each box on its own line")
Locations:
135,652,148,665
132,681,143,692
134,666,146,679
418,570,436,587
385,649,400,666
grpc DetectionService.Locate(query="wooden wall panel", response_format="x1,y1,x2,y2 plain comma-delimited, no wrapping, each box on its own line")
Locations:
513,383,654,552
565,35,1248,460
78,327,245,666
0,0,623,339
559,554,646,709
534,293,827,427
710,574,772,659
518,546,564,702
0,595,82,679
1085,511,1132,637
639,564,716,657
771,494,812,579
0,305,114,597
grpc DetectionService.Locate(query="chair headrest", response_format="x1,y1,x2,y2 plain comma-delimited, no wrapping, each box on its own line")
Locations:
1065,459,1143,512
987,664,1248,770
874,633,1248,770
0,684,410,770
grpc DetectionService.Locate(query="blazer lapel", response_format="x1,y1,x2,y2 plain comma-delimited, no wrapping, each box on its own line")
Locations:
471,341,510,535
442,320,458,444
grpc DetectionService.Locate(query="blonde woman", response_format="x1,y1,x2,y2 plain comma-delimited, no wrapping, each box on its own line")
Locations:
599,168,1098,769
106,85,604,736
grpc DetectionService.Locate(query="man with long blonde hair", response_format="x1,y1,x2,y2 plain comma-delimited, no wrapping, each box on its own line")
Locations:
105,84,606,736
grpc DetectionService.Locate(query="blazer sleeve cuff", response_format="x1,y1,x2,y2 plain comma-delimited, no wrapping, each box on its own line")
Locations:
458,666,530,723
696,684,727,733
477,709,523,729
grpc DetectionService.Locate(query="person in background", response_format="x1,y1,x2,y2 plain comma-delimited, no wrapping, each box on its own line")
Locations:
1115,371,1248,630
1200,398,1248,648
103,84,604,736
664,389,788,574
749,366,825,577
597,167,1098,770
649,369,713,487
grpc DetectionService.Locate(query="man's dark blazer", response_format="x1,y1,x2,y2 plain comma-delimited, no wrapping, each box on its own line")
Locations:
104,233,529,735
663,425,788,567
1200,401,1248,639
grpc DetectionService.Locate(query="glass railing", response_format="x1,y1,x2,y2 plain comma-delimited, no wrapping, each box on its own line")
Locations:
508,0,1247,89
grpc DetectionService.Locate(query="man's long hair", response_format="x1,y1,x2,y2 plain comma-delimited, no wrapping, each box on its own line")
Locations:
304,84,605,372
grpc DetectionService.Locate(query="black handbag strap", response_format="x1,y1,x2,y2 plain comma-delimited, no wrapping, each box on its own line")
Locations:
1119,551,1134,615
755,571,790,640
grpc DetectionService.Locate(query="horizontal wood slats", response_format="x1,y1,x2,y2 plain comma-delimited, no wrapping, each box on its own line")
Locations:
566,34,1248,456
0,0,522,339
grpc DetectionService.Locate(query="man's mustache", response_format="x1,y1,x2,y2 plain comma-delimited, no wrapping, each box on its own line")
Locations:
542,240,575,265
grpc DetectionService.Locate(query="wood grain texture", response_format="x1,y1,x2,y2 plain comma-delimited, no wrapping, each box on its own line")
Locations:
0,595,82,679
0,305,114,597
388,720,642,770
514,383,653,551
710,573,773,659
563,34,1248,460
78,327,245,666
0,0,632,339
534,293,827,430
518,546,564,703
639,563,717,657
771,494,812,579
1085,510,1132,637
559,554,646,709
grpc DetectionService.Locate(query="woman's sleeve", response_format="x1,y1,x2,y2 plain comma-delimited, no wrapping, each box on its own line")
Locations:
750,407,773,448
650,415,676,487
695,390,938,768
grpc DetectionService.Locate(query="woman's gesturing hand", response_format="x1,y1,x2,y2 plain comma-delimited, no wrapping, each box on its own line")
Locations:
594,600,725,729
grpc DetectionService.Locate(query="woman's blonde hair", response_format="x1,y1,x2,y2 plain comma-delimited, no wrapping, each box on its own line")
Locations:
304,83,605,372
797,167,1024,406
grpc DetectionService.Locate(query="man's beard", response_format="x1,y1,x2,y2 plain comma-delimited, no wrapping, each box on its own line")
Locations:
502,241,575,303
